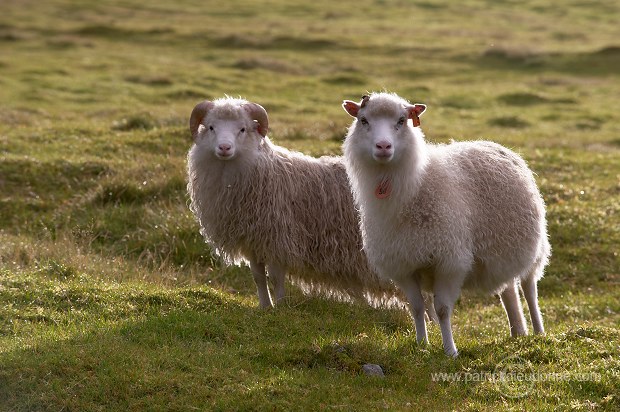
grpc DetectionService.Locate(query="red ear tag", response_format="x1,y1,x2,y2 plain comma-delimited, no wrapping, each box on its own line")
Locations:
375,177,392,199
412,114,420,127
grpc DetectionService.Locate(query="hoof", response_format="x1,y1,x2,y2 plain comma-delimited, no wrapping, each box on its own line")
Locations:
445,348,459,358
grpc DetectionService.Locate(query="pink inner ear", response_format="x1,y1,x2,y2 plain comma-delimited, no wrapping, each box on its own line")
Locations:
411,104,426,117
407,104,426,127
343,100,360,117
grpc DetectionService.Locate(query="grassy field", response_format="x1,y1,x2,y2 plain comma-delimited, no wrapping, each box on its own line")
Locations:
1,0,619,410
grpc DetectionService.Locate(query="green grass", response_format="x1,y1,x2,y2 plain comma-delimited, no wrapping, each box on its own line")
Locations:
1,0,619,410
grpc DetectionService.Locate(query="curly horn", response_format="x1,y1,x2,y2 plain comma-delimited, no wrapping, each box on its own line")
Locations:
189,100,215,140
243,102,269,137
361,95,370,107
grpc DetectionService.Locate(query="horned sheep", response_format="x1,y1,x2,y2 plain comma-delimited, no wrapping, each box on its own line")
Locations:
186,97,401,309
342,92,551,356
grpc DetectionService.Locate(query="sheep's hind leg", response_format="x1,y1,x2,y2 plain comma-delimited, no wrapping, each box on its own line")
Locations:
500,280,527,337
521,271,545,335
396,275,428,345
423,292,439,323
433,269,464,357
267,263,286,304
250,260,273,309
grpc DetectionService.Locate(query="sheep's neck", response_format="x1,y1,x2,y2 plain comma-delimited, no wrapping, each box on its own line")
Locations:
370,158,427,204
375,176,392,199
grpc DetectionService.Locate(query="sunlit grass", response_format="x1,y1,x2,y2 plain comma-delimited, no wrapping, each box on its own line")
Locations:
1,0,619,410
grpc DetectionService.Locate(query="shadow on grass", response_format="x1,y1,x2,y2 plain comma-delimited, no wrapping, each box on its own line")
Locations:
0,293,243,410
231,57,303,75
0,159,109,197
496,92,577,107
73,24,175,40
164,88,210,101
209,34,339,51
90,175,186,206
470,45,620,76
487,116,531,128
0,158,110,226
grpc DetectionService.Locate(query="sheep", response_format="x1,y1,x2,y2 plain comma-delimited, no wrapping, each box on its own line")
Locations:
186,96,403,309
341,92,551,357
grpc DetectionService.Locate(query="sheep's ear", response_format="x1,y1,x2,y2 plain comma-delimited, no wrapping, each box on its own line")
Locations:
343,100,360,118
407,104,427,127
190,100,214,141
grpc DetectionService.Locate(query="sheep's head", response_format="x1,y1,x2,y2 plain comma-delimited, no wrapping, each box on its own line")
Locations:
189,98,269,161
342,93,426,164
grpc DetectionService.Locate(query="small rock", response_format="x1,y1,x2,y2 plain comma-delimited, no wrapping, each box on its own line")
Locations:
362,363,385,377
331,341,346,353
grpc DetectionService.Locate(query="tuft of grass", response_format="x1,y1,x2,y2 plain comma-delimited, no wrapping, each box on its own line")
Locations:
487,116,531,128
211,34,339,51
73,24,175,40
125,75,174,86
322,74,368,86
479,47,548,68
441,94,481,109
112,114,157,131
497,92,549,106
232,57,302,74
165,88,210,100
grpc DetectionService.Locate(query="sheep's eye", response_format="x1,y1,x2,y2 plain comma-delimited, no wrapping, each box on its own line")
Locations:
360,117,369,125
397,117,406,127
209,125,214,131
240,128,246,133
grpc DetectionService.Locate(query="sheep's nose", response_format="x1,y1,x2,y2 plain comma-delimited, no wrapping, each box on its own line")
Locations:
218,143,232,152
376,140,392,150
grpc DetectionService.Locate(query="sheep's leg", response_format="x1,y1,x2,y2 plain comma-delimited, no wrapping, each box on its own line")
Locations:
396,276,428,345
521,273,545,335
250,260,273,309
423,292,439,323
266,263,286,304
433,273,463,357
500,281,527,337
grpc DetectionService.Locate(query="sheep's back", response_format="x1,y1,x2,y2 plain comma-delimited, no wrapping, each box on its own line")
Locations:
385,140,548,291
269,156,376,287
444,142,548,271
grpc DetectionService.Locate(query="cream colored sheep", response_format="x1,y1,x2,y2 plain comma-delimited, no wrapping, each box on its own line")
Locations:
342,92,550,356
186,97,401,309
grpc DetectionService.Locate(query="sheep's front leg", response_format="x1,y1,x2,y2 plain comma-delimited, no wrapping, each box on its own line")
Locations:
250,260,273,309
266,263,286,304
397,276,428,345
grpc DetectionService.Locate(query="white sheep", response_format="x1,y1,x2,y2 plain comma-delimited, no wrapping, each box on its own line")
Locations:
186,97,402,309
342,92,550,356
